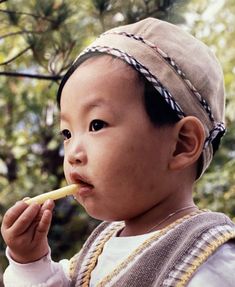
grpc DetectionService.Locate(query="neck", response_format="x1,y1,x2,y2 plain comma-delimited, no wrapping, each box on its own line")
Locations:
120,191,196,237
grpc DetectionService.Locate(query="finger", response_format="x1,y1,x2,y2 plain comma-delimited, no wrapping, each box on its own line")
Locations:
10,203,40,235
34,209,52,241
2,201,29,229
41,199,55,212
37,199,55,221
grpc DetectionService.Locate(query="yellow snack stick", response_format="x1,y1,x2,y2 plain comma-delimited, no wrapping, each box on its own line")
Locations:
25,184,78,205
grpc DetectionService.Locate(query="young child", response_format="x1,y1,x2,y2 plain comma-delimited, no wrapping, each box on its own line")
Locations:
1,17,235,287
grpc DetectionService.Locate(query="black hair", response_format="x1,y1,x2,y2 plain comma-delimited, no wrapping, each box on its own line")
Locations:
142,76,180,126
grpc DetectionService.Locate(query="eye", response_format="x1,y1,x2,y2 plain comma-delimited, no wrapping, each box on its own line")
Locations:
89,119,107,132
60,129,72,140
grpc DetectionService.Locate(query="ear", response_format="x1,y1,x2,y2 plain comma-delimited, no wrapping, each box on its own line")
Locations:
169,116,205,171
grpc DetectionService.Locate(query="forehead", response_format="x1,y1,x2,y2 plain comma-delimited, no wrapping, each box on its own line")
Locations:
60,55,144,109
79,55,139,82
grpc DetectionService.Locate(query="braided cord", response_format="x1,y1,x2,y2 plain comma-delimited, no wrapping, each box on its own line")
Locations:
81,230,117,286
76,222,124,287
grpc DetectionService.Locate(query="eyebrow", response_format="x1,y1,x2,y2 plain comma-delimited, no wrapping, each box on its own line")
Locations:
60,96,115,121
84,97,107,109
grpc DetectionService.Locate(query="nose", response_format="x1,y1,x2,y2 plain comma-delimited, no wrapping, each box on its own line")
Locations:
66,138,87,166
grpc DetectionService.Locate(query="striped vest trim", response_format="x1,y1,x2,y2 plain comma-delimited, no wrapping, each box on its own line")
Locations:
69,211,235,287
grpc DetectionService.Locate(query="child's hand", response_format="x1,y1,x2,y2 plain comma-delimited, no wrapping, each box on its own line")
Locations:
1,199,54,264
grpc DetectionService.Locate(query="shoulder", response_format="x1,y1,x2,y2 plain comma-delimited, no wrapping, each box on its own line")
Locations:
187,241,235,287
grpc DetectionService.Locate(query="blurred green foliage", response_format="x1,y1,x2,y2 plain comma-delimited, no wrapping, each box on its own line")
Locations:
0,0,235,281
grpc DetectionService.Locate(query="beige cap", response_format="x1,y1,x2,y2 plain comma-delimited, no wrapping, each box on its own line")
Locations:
59,17,226,177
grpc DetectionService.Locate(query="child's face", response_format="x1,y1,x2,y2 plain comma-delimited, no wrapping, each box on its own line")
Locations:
60,56,175,221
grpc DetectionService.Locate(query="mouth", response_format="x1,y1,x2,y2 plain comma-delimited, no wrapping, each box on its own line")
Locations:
77,178,94,189
70,172,94,189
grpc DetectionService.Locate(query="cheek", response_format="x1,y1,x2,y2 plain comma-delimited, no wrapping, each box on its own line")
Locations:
92,140,153,189
63,159,70,182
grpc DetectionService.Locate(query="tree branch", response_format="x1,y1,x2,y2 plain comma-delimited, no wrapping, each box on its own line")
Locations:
0,8,55,23
0,46,31,66
0,71,62,81
0,30,43,40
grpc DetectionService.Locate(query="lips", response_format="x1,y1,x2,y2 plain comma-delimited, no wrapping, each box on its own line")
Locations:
69,172,94,189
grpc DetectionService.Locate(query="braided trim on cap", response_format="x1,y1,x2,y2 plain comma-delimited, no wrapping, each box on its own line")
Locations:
204,122,226,148
79,45,185,118
103,31,215,122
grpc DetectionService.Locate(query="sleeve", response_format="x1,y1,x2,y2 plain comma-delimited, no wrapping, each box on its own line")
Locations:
187,242,235,287
3,247,70,287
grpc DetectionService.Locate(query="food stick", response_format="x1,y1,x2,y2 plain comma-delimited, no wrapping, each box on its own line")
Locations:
25,184,78,205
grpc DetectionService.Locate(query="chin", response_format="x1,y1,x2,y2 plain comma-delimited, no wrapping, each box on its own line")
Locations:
84,207,124,222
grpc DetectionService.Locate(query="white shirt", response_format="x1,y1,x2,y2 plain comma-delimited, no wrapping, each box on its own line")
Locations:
3,232,235,287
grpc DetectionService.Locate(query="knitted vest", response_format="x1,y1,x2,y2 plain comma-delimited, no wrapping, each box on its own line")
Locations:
69,211,235,287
